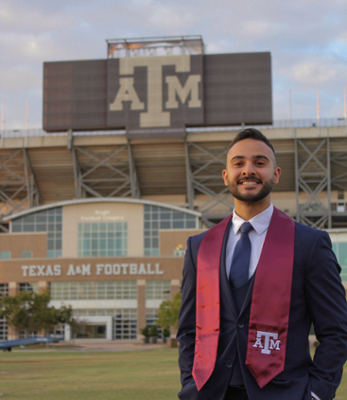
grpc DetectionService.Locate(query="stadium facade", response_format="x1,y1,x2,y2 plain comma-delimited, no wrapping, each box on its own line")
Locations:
0,36,347,341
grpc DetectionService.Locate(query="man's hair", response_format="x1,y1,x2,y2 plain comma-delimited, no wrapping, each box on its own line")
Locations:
229,128,275,155
228,128,277,167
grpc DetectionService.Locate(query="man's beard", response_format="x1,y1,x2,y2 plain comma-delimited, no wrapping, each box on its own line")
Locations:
229,177,273,203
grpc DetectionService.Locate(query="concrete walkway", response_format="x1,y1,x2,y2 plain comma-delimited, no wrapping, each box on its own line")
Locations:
28,339,169,352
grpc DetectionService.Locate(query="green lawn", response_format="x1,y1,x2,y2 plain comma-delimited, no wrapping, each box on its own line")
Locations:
0,348,180,400
0,348,345,400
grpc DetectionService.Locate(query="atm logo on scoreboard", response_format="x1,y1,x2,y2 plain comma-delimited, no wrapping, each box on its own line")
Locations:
108,55,202,129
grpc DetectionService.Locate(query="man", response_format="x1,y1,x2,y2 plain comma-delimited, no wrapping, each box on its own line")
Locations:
177,128,347,400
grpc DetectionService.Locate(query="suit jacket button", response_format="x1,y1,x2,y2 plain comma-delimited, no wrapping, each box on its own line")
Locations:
238,322,245,328
226,361,233,368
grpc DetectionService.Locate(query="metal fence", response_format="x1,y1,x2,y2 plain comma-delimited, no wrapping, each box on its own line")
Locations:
1,117,346,139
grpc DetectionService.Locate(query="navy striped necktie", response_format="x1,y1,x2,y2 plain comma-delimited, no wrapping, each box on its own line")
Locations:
229,222,253,288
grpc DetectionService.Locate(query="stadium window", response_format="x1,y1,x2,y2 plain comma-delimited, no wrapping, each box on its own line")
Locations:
19,283,39,293
331,242,347,282
145,281,171,300
21,250,33,259
0,251,11,260
143,205,197,256
11,207,63,258
78,222,128,257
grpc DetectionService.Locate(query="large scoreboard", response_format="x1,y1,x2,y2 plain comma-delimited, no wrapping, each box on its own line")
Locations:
43,52,272,135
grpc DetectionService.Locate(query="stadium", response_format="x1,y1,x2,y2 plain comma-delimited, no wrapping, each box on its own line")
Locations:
0,36,347,341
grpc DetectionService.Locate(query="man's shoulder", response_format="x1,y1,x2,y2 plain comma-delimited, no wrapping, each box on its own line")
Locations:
293,220,329,244
188,230,208,247
188,217,231,248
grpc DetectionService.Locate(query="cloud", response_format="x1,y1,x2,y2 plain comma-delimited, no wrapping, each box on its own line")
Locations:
288,61,337,85
1,0,347,127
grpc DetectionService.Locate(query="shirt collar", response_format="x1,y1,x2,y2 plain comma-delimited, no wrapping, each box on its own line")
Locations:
232,203,273,236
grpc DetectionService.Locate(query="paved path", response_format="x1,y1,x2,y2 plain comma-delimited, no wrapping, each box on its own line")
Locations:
19,339,170,352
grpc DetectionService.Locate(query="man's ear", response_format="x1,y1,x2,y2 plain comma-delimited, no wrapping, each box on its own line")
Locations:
222,170,229,186
273,167,281,185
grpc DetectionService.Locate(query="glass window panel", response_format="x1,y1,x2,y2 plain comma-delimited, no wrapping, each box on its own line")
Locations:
160,221,170,229
173,212,183,220
0,251,11,260
173,220,184,229
186,220,196,228
338,243,347,266
12,224,22,232
23,224,34,232
36,224,46,232
21,251,32,259
36,215,47,223
24,215,35,223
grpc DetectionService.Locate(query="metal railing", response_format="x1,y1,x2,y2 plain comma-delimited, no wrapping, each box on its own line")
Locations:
1,117,346,139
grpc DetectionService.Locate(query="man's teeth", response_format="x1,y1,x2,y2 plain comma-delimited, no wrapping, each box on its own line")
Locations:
241,181,258,185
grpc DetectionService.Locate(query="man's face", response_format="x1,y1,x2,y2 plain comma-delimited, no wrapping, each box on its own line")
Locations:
222,139,281,205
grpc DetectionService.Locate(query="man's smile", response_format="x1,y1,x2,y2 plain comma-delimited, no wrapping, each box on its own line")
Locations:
237,178,262,186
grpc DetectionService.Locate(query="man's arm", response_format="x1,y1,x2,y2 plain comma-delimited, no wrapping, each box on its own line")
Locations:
305,231,347,400
177,236,198,387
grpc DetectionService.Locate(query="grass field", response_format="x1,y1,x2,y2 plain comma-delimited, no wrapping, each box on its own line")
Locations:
0,348,346,400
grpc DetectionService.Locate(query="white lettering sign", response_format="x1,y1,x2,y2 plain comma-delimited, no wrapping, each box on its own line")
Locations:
95,263,163,276
21,263,164,278
67,264,91,276
22,265,61,277
80,210,125,222
110,55,201,128
252,331,281,354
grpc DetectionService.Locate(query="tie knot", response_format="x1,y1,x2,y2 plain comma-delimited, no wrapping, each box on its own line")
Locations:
240,222,253,234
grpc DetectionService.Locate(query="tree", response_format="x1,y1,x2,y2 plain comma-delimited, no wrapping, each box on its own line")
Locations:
157,291,181,331
0,290,73,337
69,318,90,340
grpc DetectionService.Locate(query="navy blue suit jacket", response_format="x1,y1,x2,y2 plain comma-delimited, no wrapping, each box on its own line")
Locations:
177,220,347,400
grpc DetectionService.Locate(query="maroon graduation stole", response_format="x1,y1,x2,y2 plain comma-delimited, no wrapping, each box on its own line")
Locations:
192,208,295,391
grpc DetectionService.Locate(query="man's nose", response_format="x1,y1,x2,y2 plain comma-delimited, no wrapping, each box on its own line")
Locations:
241,162,255,176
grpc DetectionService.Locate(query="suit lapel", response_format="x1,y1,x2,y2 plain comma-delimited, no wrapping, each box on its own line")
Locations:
220,220,238,319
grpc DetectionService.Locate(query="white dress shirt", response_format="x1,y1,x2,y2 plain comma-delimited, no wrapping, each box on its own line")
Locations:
225,203,321,400
225,203,273,280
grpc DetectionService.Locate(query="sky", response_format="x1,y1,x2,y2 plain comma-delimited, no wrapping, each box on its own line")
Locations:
1,0,347,130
